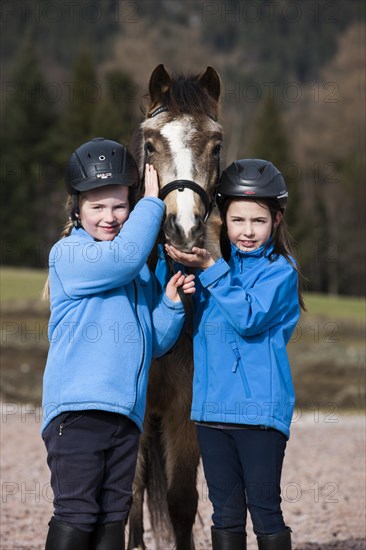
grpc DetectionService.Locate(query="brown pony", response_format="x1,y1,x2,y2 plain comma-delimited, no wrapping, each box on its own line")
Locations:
128,65,222,550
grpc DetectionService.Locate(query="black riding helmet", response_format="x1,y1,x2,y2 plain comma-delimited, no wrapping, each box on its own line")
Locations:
217,159,288,211
66,137,139,195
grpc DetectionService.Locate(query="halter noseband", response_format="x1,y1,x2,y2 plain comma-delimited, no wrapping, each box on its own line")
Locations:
159,179,215,222
146,105,220,222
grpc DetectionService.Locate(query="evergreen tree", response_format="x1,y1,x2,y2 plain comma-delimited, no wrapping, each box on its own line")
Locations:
93,69,138,145
56,51,99,157
328,153,366,295
249,97,305,245
250,97,289,167
0,40,58,266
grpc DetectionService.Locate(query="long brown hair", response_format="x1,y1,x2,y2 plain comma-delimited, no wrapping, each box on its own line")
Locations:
219,197,306,311
41,197,75,301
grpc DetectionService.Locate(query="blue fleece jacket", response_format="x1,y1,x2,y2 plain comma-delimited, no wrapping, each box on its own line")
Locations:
191,242,300,438
41,197,185,433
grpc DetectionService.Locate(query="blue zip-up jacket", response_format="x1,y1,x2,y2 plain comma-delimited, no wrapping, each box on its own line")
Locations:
191,242,300,438
41,197,185,433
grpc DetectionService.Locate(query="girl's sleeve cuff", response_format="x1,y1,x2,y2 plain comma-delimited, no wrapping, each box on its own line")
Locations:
140,196,165,212
162,293,185,311
199,258,230,288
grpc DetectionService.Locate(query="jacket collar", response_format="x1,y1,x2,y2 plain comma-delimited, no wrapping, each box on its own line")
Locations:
229,239,274,273
71,226,94,240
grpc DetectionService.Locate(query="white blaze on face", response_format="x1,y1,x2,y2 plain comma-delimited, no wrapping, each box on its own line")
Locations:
160,119,197,237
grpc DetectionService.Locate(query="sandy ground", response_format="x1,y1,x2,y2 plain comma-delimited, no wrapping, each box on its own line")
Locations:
0,405,365,550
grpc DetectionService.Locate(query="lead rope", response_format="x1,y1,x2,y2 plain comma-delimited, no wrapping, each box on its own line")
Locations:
163,246,194,343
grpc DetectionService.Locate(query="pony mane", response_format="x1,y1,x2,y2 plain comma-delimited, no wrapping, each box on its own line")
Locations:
164,73,219,120
139,71,220,122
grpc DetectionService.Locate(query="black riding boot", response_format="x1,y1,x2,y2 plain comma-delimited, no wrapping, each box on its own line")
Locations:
257,527,292,550
45,517,90,550
211,528,247,549
89,521,125,550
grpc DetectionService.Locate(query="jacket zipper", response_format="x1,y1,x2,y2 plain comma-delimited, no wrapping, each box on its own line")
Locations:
132,280,146,411
232,348,240,373
231,344,252,399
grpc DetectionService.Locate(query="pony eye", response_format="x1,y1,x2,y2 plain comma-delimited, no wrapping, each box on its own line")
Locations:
145,142,156,154
212,144,221,159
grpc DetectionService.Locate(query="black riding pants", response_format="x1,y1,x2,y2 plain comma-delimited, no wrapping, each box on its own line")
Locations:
42,410,140,532
196,424,287,536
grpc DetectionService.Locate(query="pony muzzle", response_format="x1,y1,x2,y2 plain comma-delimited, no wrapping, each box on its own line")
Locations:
164,213,205,252
159,179,214,251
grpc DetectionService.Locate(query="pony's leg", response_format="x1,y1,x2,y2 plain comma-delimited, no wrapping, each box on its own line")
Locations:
163,412,200,550
127,435,147,550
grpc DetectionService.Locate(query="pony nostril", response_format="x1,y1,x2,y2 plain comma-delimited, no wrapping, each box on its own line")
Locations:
189,217,205,244
165,213,176,229
194,216,205,232
190,217,205,236
164,214,206,249
164,214,183,238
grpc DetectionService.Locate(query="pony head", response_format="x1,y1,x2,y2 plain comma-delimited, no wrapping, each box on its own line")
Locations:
135,64,223,252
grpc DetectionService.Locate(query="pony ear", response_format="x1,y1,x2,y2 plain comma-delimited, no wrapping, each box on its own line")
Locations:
198,67,221,102
149,64,171,104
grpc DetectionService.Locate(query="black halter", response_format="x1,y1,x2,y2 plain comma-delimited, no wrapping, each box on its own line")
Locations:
159,179,215,222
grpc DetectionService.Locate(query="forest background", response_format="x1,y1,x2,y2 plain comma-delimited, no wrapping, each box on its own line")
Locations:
1,0,365,296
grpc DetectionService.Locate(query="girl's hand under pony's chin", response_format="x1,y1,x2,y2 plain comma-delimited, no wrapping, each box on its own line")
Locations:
165,244,215,270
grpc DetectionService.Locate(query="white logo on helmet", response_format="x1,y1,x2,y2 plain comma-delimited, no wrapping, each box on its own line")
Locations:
96,172,112,179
